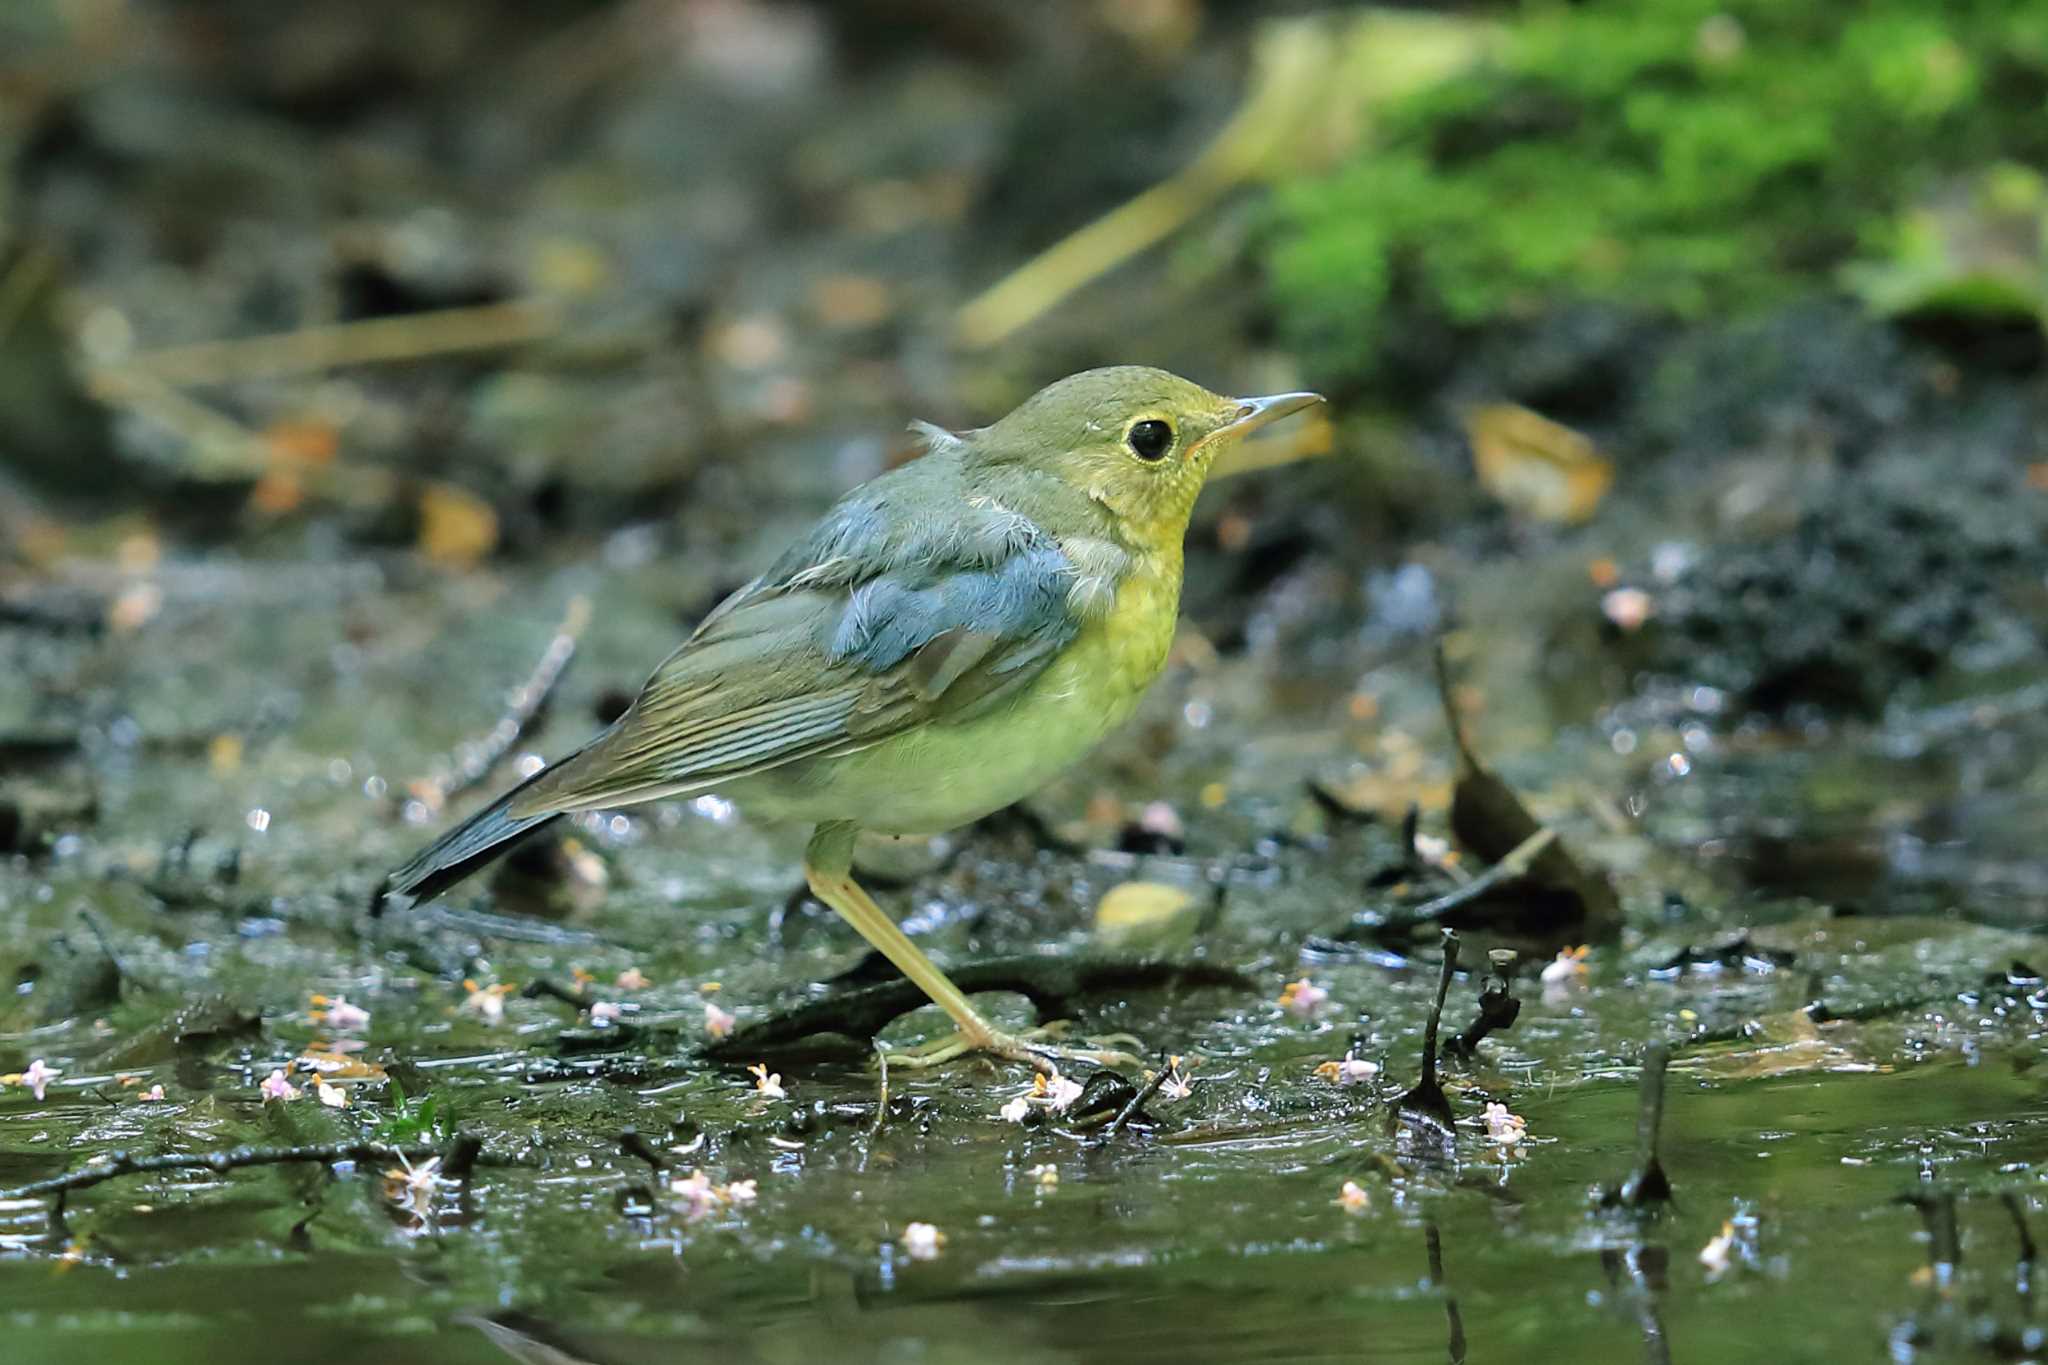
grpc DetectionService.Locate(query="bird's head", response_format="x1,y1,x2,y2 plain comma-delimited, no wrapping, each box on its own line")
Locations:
960,366,1323,549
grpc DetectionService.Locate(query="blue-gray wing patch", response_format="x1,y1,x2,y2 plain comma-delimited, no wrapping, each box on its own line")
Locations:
829,543,1075,674
512,500,1085,815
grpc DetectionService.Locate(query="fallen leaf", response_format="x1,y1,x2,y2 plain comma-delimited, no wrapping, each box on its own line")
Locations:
1685,1010,1886,1082
1092,881,1202,951
295,1049,388,1082
809,274,893,329
1436,645,1621,939
1466,403,1613,524
417,482,499,568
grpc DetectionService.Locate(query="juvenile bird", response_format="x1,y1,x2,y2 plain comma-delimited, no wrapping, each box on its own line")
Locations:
376,367,1322,1068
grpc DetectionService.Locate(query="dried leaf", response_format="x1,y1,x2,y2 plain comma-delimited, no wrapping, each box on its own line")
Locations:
1466,403,1613,524
1093,881,1202,952
1436,646,1621,939
296,1049,389,1082
417,482,499,568
1687,1011,1884,1082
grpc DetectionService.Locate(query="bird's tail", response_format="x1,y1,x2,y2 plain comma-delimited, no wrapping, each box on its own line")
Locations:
372,771,564,916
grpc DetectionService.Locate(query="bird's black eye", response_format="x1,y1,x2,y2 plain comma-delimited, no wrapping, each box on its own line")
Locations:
1126,418,1174,461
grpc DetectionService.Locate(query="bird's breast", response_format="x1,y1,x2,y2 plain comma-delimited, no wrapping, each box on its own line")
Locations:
1077,550,1180,699
722,550,1183,836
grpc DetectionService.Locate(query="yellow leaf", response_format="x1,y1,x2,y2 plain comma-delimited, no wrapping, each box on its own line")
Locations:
1466,403,1613,524
1093,881,1202,951
417,482,499,568
809,274,894,329
296,1049,388,1082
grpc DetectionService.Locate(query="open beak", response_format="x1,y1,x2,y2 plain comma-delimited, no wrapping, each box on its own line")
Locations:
1223,390,1325,438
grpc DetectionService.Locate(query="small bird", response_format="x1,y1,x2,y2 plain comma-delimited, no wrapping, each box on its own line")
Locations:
376,367,1322,1068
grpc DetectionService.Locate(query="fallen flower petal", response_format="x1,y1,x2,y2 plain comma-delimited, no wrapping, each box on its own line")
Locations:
316,1079,348,1108
259,1069,299,1102
383,1154,446,1218
1540,946,1589,986
461,979,514,1023
704,1002,737,1038
1314,1052,1380,1086
1042,1072,1083,1112
1337,1180,1370,1213
900,1221,945,1260
615,967,651,991
1699,1219,1737,1278
1482,1101,1528,1146
1153,1054,1199,1102
138,1084,167,1103
1602,587,1654,632
1279,978,1330,1019
315,995,370,1032
21,1058,61,1101
671,1168,720,1221
748,1062,787,1101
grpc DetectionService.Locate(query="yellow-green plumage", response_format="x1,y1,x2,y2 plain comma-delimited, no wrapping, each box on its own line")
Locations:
731,544,1184,834
377,366,1321,1069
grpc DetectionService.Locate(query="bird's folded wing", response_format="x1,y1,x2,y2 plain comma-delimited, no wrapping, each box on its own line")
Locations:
509,532,1081,817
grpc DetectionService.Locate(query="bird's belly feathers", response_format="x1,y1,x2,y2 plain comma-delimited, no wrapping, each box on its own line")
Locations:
730,569,1178,833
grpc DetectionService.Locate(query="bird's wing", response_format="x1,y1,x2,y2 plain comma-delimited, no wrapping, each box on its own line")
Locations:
510,471,1086,817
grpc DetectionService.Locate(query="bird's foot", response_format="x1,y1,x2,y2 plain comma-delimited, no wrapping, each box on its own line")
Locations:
881,1020,1143,1075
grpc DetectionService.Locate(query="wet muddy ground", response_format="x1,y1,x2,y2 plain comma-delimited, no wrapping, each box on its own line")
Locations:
5,5,2048,1363
6,397,2046,1361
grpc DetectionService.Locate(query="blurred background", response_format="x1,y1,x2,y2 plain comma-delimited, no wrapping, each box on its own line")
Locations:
4,3,2048,1361
7,0,2047,913
4,0,2045,689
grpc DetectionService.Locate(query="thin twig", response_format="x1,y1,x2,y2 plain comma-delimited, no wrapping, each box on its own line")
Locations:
1447,949,1522,1061
702,957,1254,1056
1353,827,1558,937
1601,1043,1674,1209
2003,1190,2038,1266
1407,828,1557,921
869,1040,890,1140
0,246,58,343
1393,930,1460,1141
1901,1190,1962,1289
406,595,591,817
1433,638,1480,773
83,365,268,479
108,298,558,387
618,1130,666,1175
1,1138,521,1203
1417,932,1457,1099
1102,1052,1175,1141
957,22,1335,349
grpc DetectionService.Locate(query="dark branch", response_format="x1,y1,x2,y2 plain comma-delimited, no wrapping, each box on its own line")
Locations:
701,955,1254,1057
0,1137,522,1203
401,595,590,817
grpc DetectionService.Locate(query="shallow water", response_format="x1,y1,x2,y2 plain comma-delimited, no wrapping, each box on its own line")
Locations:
4,540,2044,1364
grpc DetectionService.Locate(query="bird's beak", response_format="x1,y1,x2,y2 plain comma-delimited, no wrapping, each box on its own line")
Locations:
1221,390,1326,439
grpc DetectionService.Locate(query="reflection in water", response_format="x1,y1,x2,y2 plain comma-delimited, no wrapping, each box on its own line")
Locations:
1425,1221,1467,1365
460,1312,612,1365
1600,1244,1672,1365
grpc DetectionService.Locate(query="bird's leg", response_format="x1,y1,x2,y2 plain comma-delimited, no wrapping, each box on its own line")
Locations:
803,822,1127,1074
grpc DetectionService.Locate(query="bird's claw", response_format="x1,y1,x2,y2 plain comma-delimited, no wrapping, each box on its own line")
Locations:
878,1021,1143,1075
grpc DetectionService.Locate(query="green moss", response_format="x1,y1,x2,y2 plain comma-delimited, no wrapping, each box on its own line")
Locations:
1268,0,2048,380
